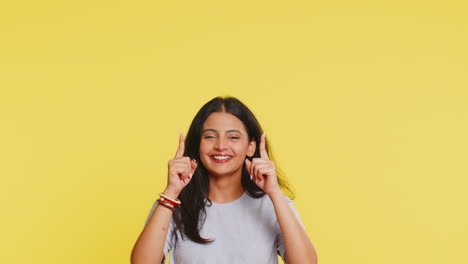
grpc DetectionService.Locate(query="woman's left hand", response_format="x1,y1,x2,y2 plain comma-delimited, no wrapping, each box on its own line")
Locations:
245,133,281,195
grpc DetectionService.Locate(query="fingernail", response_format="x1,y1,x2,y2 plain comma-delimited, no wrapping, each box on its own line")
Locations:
189,172,193,178
192,159,197,163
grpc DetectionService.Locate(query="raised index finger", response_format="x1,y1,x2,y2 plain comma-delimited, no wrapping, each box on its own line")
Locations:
174,133,185,158
259,132,269,159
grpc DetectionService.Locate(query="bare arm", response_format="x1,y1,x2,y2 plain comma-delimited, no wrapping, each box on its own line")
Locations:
131,133,197,264
245,133,317,263
269,190,317,264
130,189,179,264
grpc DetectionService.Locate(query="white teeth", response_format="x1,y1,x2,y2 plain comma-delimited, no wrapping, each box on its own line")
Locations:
213,156,233,160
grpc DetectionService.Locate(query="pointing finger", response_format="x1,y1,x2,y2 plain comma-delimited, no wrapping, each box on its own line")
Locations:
259,133,269,159
174,133,185,158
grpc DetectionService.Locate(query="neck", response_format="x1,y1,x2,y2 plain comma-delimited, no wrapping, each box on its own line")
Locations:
208,171,244,203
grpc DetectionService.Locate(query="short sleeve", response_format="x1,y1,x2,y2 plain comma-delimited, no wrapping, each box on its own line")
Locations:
275,195,305,261
144,199,175,264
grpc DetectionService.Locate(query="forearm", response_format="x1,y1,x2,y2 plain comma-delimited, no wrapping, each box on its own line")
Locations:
131,189,179,264
269,190,317,264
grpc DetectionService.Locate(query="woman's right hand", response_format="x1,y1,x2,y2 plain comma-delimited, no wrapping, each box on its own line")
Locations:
164,133,197,197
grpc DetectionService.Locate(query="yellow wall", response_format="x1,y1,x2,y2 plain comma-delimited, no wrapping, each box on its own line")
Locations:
1,1,467,263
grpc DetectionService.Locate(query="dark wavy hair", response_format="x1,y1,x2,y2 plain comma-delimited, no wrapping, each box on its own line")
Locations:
171,96,295,245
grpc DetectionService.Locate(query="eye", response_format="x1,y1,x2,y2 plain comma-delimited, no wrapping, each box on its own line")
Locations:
203,136,216,139
229,136,240,139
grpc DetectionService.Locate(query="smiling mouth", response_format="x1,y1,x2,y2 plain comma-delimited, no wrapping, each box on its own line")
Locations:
210,155,234,163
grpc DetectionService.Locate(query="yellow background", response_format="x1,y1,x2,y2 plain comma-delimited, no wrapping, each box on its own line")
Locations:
1,1,467,263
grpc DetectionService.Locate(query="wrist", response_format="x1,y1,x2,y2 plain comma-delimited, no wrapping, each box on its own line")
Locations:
162,187,180,200
266,188,283,198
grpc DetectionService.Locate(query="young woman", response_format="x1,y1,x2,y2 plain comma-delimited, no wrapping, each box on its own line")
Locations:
131,96,317,264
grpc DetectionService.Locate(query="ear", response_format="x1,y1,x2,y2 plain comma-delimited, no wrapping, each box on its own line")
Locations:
247,138,256,157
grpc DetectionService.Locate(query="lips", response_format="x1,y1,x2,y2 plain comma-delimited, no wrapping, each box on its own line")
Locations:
210,154,234,163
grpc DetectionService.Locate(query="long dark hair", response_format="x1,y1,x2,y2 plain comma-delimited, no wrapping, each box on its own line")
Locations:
172,96,295,245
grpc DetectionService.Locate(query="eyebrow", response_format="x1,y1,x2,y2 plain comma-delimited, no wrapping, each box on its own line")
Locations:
202,129,244,135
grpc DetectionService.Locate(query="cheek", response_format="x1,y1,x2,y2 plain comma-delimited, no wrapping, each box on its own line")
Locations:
198,145,210,165
234,144,250,156
199,140,211,153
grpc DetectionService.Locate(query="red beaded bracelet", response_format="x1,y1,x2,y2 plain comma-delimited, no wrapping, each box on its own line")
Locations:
159,193,181,207
157,199,175,212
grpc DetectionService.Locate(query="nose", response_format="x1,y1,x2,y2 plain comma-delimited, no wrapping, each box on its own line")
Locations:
214,137,228,151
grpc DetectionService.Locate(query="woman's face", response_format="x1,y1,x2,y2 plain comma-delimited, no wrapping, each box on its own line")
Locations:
199,112,256,178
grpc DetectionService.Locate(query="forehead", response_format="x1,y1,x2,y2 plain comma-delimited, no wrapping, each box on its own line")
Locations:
202,112,247,132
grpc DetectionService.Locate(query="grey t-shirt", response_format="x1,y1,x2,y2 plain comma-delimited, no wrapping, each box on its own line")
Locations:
145,191,304,264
